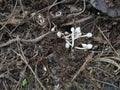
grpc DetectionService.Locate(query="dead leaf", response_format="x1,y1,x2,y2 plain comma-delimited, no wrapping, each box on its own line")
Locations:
67,5,79,13
95,57,120,71
0,16,24,25
93,35,107,44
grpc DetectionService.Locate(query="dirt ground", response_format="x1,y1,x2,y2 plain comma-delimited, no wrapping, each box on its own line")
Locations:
0,0,120,90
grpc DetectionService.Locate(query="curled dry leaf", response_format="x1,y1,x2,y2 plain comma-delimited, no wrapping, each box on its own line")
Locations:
0,16,23,25
93,35,107,44
95,57,120,71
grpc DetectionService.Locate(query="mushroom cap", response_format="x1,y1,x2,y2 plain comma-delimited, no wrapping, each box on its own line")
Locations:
86,33,93,38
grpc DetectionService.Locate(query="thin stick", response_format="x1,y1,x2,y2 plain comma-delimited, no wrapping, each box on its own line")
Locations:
96,25,119,56
3,81,8,90
15,65,27,89
34,0,65,17
67,0,86,17
92,79,119,89
13,47,46,90
0,38,19,48
0,32,51,48
71,53,94,82
61,16,93,26
19,0,24,14
21,31,51,43
0,0,18,31
96,58,120,70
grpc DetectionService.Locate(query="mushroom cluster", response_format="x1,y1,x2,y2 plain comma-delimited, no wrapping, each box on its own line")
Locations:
52,26,93,50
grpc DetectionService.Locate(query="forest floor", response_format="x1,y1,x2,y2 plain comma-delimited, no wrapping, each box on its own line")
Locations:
0,0,120,90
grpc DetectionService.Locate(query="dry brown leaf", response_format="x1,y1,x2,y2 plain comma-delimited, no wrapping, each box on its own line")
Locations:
9,17,22,24
95,57,120,71
67,5,79,13
93,35,107,44
0,16,23,25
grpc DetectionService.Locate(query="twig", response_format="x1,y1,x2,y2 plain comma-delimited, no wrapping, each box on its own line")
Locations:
35,62,39,89
67,0,86,17
95,57,120,71
15,65,27,90
0,31,51,48
92,78,119,89
21,31,51,43
96,25,119,57
19,0,24,14
13,45,46,90
0,38,19,48
71,53,94,82
0,0,18,31
34,0,65,17
61,16,93,26
3,81,8,90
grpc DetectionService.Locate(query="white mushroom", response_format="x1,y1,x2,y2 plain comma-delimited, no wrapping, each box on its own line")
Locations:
75,46,86,50
82,43,93,49
71,27,75,47
80,33,93,38
56,26,93,50
86,44,93,49
75,27,81,33
57,31,62,38
64,31,69,35
74,27,82,40
51,26,56,32
86,33,93,38
75,44,93,50
65,42,70,48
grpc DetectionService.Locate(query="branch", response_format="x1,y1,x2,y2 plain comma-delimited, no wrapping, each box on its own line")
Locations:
0,32,51,48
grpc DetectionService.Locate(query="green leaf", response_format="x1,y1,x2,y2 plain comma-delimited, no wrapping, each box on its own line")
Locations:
22,79,27,86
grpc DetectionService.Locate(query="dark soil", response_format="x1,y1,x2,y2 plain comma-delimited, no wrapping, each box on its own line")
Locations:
0,0,120,90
